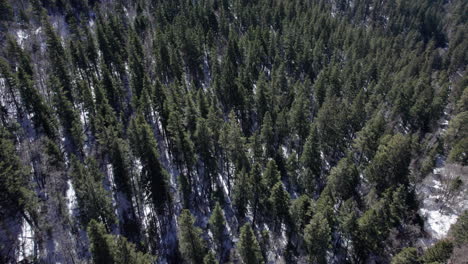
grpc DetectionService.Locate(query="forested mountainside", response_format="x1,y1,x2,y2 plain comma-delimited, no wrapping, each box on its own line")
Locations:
0,0,467,263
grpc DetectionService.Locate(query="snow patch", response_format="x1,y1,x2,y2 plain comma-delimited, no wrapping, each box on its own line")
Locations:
419,208,458,239
17,220,34,262
66,179,76,216
281,145,288,157
16,29,27,45
417,163,468,241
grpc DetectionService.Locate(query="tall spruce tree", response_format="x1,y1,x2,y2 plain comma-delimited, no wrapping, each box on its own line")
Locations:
209,202,226,251
129,115,171,214
178,209,206,264
304,213,331,264
237,223,264,264
300,125,322,195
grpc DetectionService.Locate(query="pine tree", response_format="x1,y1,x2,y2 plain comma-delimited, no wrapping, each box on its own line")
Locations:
49,75,84,154
449,210,468,246
315,96,348,162
249,162,266,225
262,160,281,190
129,115,171,214
129,32,146,99
178,209,206,264
304,213,331,264
1,52,58,139
166,105,196,177
365,134,411,192
300,125,322,195
70,157,116,229
203,251,218,264
209,202,226,249
255,73,270,122
0,128,36,223
260,112,275,159
194,117,215,191
337,198,359,257
268,182,290,225
226,111,249,172
233,169,250,219
352,113,386,165
87,219,115,263
88,219,154,264
237,223,264,264
93,81,119,150
327,156,359,201
44,19,74,103
114,235,155,264
288,90,310,144
391,247,419,264
420,240,453,264
355,187,409,256
290,195,313,231
110,138,133,200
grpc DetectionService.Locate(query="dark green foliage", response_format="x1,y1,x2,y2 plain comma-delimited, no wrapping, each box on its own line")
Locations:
17,66,57,138
445,111,468,165
70,157,116,229
178,209,206,264
304,212,331,264
44,20,74,102
49,75,84,152
260,112,275,158
233,169,250,218
328,156,359,201
268,182,290,225
449,210,468,246
203,251,218,264
365,134,411,192
0,54,57,139
262,160,281,190
290,195,313,231
237,223,264,264
209,202,226,249
0,0,13,21
129,115,171,213
315,97,349,161
0,128,36,220
88,219,115,263
110,138,133,199
356,186,410,255
353,113,386,165
87,219,154,264
420,240,453,264
337,198,359,254
391,247,420,264
0,0,466,262
166,103,196,174
248,162,266,224
194,117,216,179
300,125,322,195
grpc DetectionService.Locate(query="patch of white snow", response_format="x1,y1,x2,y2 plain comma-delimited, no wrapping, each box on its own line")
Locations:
66,179,76,216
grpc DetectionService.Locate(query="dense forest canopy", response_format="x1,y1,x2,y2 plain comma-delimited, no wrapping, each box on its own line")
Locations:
0,0,467,263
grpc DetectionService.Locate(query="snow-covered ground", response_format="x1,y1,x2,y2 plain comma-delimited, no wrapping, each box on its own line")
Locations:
16,29,27,45
66,179,77,216
417,162,468,244
17,219,34,262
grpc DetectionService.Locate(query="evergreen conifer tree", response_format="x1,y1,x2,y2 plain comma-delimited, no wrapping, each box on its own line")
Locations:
237,223,264,264
178,209,206,264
